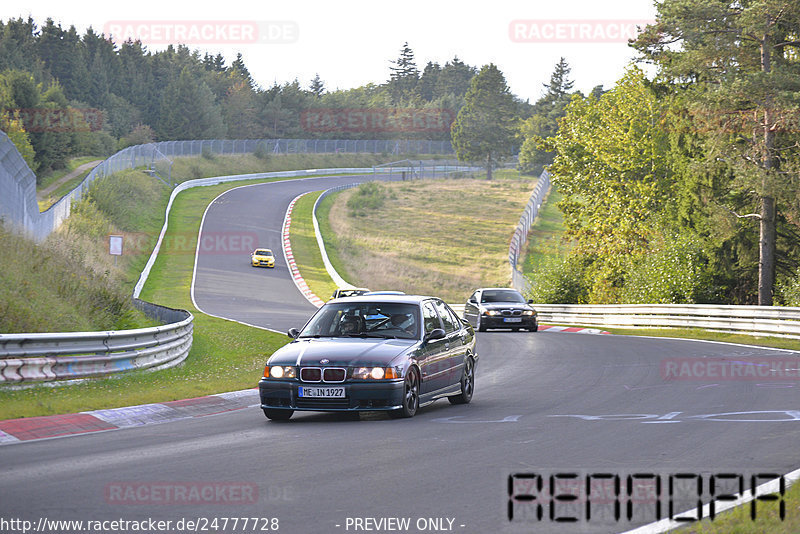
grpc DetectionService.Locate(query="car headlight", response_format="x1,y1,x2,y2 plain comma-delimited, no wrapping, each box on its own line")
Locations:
352,367,398,379
264,365,296,379
523,310,536,316
485,310,499,316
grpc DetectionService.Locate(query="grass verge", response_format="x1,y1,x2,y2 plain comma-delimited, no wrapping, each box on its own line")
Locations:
288,191,339,301
520,187,571,275
321,172,539,302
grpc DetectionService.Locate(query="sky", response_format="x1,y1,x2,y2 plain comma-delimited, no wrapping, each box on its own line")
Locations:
4,0,659,103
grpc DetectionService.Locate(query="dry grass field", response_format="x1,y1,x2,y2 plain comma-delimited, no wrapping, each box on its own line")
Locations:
324,172,538,303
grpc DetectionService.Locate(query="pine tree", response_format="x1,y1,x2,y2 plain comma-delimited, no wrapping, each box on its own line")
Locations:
309,73,325,98
388,42,419,103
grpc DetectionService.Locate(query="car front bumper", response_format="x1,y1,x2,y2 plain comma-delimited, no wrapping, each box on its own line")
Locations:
252,259,275,267
481,315,537,330
259,379,405,412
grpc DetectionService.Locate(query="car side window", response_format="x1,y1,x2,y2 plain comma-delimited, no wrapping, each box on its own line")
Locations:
434,300,457,333
422,301,440,335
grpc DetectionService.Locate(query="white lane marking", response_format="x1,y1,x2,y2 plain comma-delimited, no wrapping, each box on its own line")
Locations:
432,415,522,423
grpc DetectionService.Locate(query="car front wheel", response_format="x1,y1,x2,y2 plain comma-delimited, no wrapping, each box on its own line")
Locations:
391,368,419,418
448,357,474,405
263,408,293,421
477,315,487,332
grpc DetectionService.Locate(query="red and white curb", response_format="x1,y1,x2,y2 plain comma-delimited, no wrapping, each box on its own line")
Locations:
0,389,259,445
282,193,325,308
538,325,610,335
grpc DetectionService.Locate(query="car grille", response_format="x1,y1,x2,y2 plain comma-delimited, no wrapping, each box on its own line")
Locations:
299,367,346,383
499,309,523,316
296,398,351,409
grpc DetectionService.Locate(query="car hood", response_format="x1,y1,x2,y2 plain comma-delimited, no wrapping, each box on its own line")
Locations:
480,302,535,311
269,337,417,367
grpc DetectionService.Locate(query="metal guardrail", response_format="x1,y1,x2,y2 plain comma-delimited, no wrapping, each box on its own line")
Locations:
0,300,192,382
509,171,550,294
533,304,800,339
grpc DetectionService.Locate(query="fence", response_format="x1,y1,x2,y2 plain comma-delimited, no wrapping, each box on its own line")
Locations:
0,135,454,243
533,303,800,339
509,170,551,294
0,300,192,383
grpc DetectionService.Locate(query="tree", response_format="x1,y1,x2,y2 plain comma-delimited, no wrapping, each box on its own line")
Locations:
632,0,800,305
518,58,577,174
450,64,518,179
387,42,419,103
157,67,226,139
309,73,325,98
546,67,673,300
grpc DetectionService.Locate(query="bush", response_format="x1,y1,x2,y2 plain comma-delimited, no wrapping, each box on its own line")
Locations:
346,181,388,217
621,233,714,304
253,142,271,161
526,253,592,304
201,145,217,161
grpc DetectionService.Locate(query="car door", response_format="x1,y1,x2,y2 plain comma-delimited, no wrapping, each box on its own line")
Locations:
418,300,448,394
464,290,480,326
433,300,465,390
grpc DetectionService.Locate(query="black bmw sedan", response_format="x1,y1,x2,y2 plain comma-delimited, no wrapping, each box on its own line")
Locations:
259,294,477,420
463,288,538,332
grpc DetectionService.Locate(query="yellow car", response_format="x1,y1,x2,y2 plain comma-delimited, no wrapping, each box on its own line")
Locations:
251,248,275,268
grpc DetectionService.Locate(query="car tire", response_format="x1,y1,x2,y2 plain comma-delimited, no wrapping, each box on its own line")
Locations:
512,327,520,332
391,368,419,418
477,315,487,332
448,357,474,405
263,408,293,421
529,320,538,332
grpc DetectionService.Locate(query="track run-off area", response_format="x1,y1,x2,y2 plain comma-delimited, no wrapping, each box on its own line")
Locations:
2,172,800,534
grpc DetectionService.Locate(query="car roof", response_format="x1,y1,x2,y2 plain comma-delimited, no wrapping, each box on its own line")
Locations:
331,294,438,305
475,287,521,292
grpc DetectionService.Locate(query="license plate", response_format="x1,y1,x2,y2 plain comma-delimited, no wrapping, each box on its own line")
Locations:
299,386,345,398
503,317,522,323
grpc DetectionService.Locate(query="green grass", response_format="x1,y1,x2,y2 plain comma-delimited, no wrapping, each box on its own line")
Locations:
521,187,572,275
288,191,339,301
598,326,800,352
673,478,800,533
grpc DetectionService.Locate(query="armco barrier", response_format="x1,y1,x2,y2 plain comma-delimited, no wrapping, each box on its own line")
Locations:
0,300,192,383
533,303,800,339
509,171,550,294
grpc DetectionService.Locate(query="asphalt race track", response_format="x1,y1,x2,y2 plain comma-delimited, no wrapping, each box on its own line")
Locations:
3,173,800,534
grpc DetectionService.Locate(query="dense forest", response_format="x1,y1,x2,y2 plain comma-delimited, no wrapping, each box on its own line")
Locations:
0,18,537,176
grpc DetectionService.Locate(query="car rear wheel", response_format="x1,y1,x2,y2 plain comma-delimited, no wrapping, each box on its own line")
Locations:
263,408,293,421
448,357,474,405
391,368,419,418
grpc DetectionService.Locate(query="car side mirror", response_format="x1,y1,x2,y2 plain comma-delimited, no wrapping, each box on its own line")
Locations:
468,298,477,304
527,299,534,304
287,328,300,339
425,328,445,342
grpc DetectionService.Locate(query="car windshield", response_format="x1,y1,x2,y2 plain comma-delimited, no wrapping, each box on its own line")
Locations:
481,290,526,303
254,249,272,256
298,302,420,340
